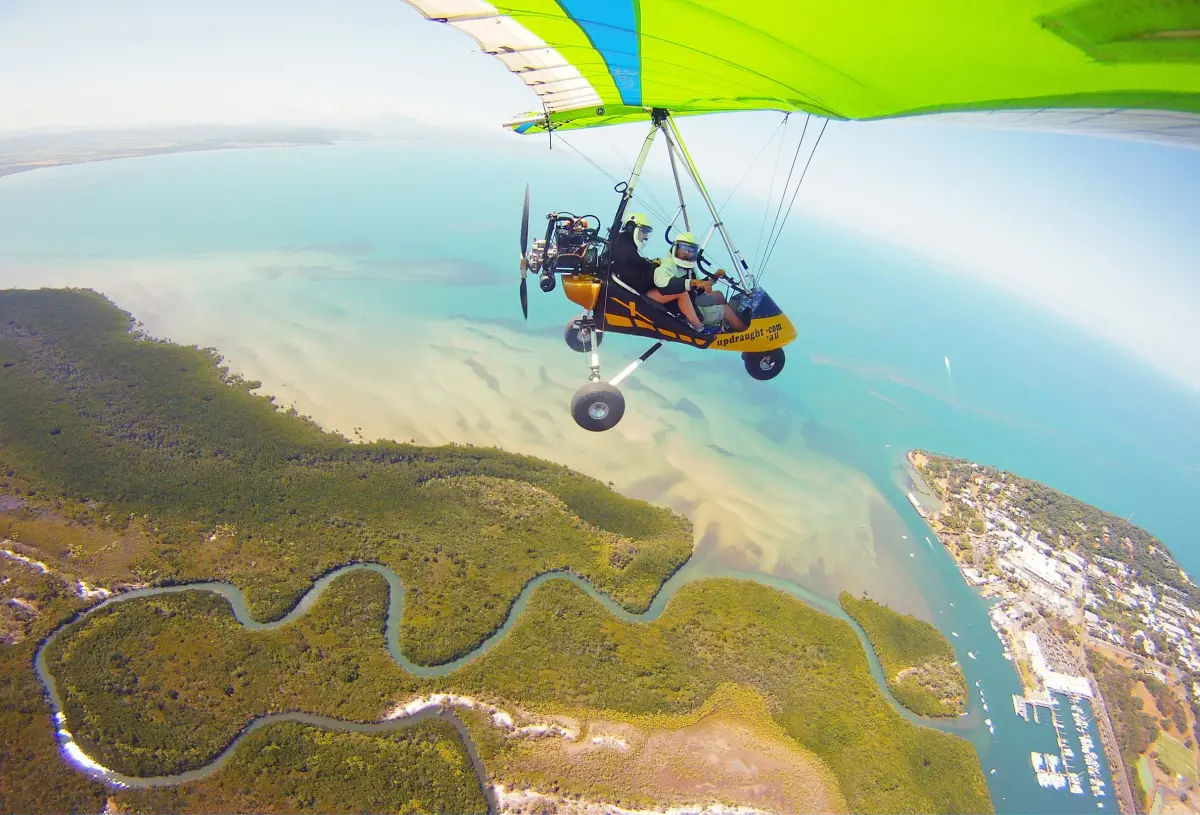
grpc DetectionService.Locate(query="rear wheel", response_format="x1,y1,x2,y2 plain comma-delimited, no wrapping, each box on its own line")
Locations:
564,317,603,353
570,382,625,431
743,349,785,381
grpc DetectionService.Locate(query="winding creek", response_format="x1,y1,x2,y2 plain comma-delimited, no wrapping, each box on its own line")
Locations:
33,560,973,812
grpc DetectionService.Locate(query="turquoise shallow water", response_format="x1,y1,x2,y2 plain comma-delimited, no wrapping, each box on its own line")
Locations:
3,141,1198,814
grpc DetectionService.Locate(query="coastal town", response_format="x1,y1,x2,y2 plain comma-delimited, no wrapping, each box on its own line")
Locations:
909,451,1200,815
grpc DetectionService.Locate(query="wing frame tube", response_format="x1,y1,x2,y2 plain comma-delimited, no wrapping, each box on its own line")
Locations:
665,115,753,290
607,112,662,243
659,122,691,233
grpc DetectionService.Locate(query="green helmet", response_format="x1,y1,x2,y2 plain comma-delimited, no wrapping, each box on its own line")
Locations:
624,212,650,228
672,231,700,269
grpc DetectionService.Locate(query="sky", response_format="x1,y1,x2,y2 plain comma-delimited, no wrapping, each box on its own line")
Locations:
1,0,1198,390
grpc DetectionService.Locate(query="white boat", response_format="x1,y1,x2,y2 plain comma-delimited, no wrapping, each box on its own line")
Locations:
990,769,996,775
952,631,959,637
968,651,977,659
985,718,992,726
1032,752,1046,772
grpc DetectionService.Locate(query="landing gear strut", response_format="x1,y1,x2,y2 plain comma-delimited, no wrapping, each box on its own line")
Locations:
564,316,603,353
568,313,661,432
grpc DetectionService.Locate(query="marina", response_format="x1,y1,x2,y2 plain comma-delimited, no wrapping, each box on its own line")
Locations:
1014,691,1111,803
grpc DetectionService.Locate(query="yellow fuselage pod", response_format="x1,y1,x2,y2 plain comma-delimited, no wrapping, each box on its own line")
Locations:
703,313,797,352
562,273,601,311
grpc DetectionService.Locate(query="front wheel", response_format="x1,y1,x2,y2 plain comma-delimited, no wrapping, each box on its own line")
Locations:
743,349,785,381
564,317,603,353
570,381,625,431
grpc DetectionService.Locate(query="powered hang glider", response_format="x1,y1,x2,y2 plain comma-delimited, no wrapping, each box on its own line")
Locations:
401,0,1200,432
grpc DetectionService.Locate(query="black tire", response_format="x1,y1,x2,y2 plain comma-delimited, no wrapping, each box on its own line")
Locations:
570,382,625,431
539,273,556,292
564,317,603,353
743,349,785,381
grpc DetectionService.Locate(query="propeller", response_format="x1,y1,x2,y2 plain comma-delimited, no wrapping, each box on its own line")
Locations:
519,183,530,321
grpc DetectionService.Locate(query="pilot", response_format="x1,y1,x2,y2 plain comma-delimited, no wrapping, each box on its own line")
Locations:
649,232,747,333
609,212,658,294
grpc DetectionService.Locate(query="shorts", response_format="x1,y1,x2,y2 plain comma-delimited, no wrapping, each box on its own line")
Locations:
693,291,724,326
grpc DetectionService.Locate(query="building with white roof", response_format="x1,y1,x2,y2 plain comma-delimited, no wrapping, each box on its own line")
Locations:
1024,632,1093,697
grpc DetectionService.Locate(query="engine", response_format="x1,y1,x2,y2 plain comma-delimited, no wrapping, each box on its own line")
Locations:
525,213,605,291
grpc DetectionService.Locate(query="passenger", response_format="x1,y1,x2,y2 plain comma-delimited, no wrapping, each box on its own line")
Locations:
608,212,658,294
648,232,747,333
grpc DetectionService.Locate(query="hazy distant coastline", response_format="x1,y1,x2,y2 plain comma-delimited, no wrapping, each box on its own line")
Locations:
0,125,374,178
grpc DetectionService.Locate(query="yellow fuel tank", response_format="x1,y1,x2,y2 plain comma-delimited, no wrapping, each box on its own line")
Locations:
562,274,601,311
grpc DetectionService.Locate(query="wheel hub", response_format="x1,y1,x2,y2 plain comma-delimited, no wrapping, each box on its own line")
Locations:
759,356,775,371
588,401,610,420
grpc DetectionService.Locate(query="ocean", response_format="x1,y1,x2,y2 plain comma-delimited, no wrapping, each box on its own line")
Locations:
2,138,1198,814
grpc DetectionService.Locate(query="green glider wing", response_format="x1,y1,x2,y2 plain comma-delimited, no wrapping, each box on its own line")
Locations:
401,0,1200,144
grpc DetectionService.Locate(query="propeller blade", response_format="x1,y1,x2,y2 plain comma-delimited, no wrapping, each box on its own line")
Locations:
520,183,530,255
519,184,530,320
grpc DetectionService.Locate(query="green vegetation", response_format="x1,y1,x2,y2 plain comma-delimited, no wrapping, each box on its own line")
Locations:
1152,733,1196,784
48,571,424,776
0,288,691,666
1,556,109,813
49,571,993,814
0,508,482,815
839,593,967,717
1091,650,1157,797
1139,670,1190,737
113,720,486,814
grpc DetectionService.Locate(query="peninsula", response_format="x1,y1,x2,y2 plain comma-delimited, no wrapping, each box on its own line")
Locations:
909,450,1200,815
0,126,370,178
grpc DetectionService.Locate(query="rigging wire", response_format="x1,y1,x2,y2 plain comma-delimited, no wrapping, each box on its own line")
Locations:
759,118,829,277
753,113,790,269
717,114,789,213
557,135,671,223
603,132,673,222
759,113,811,272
